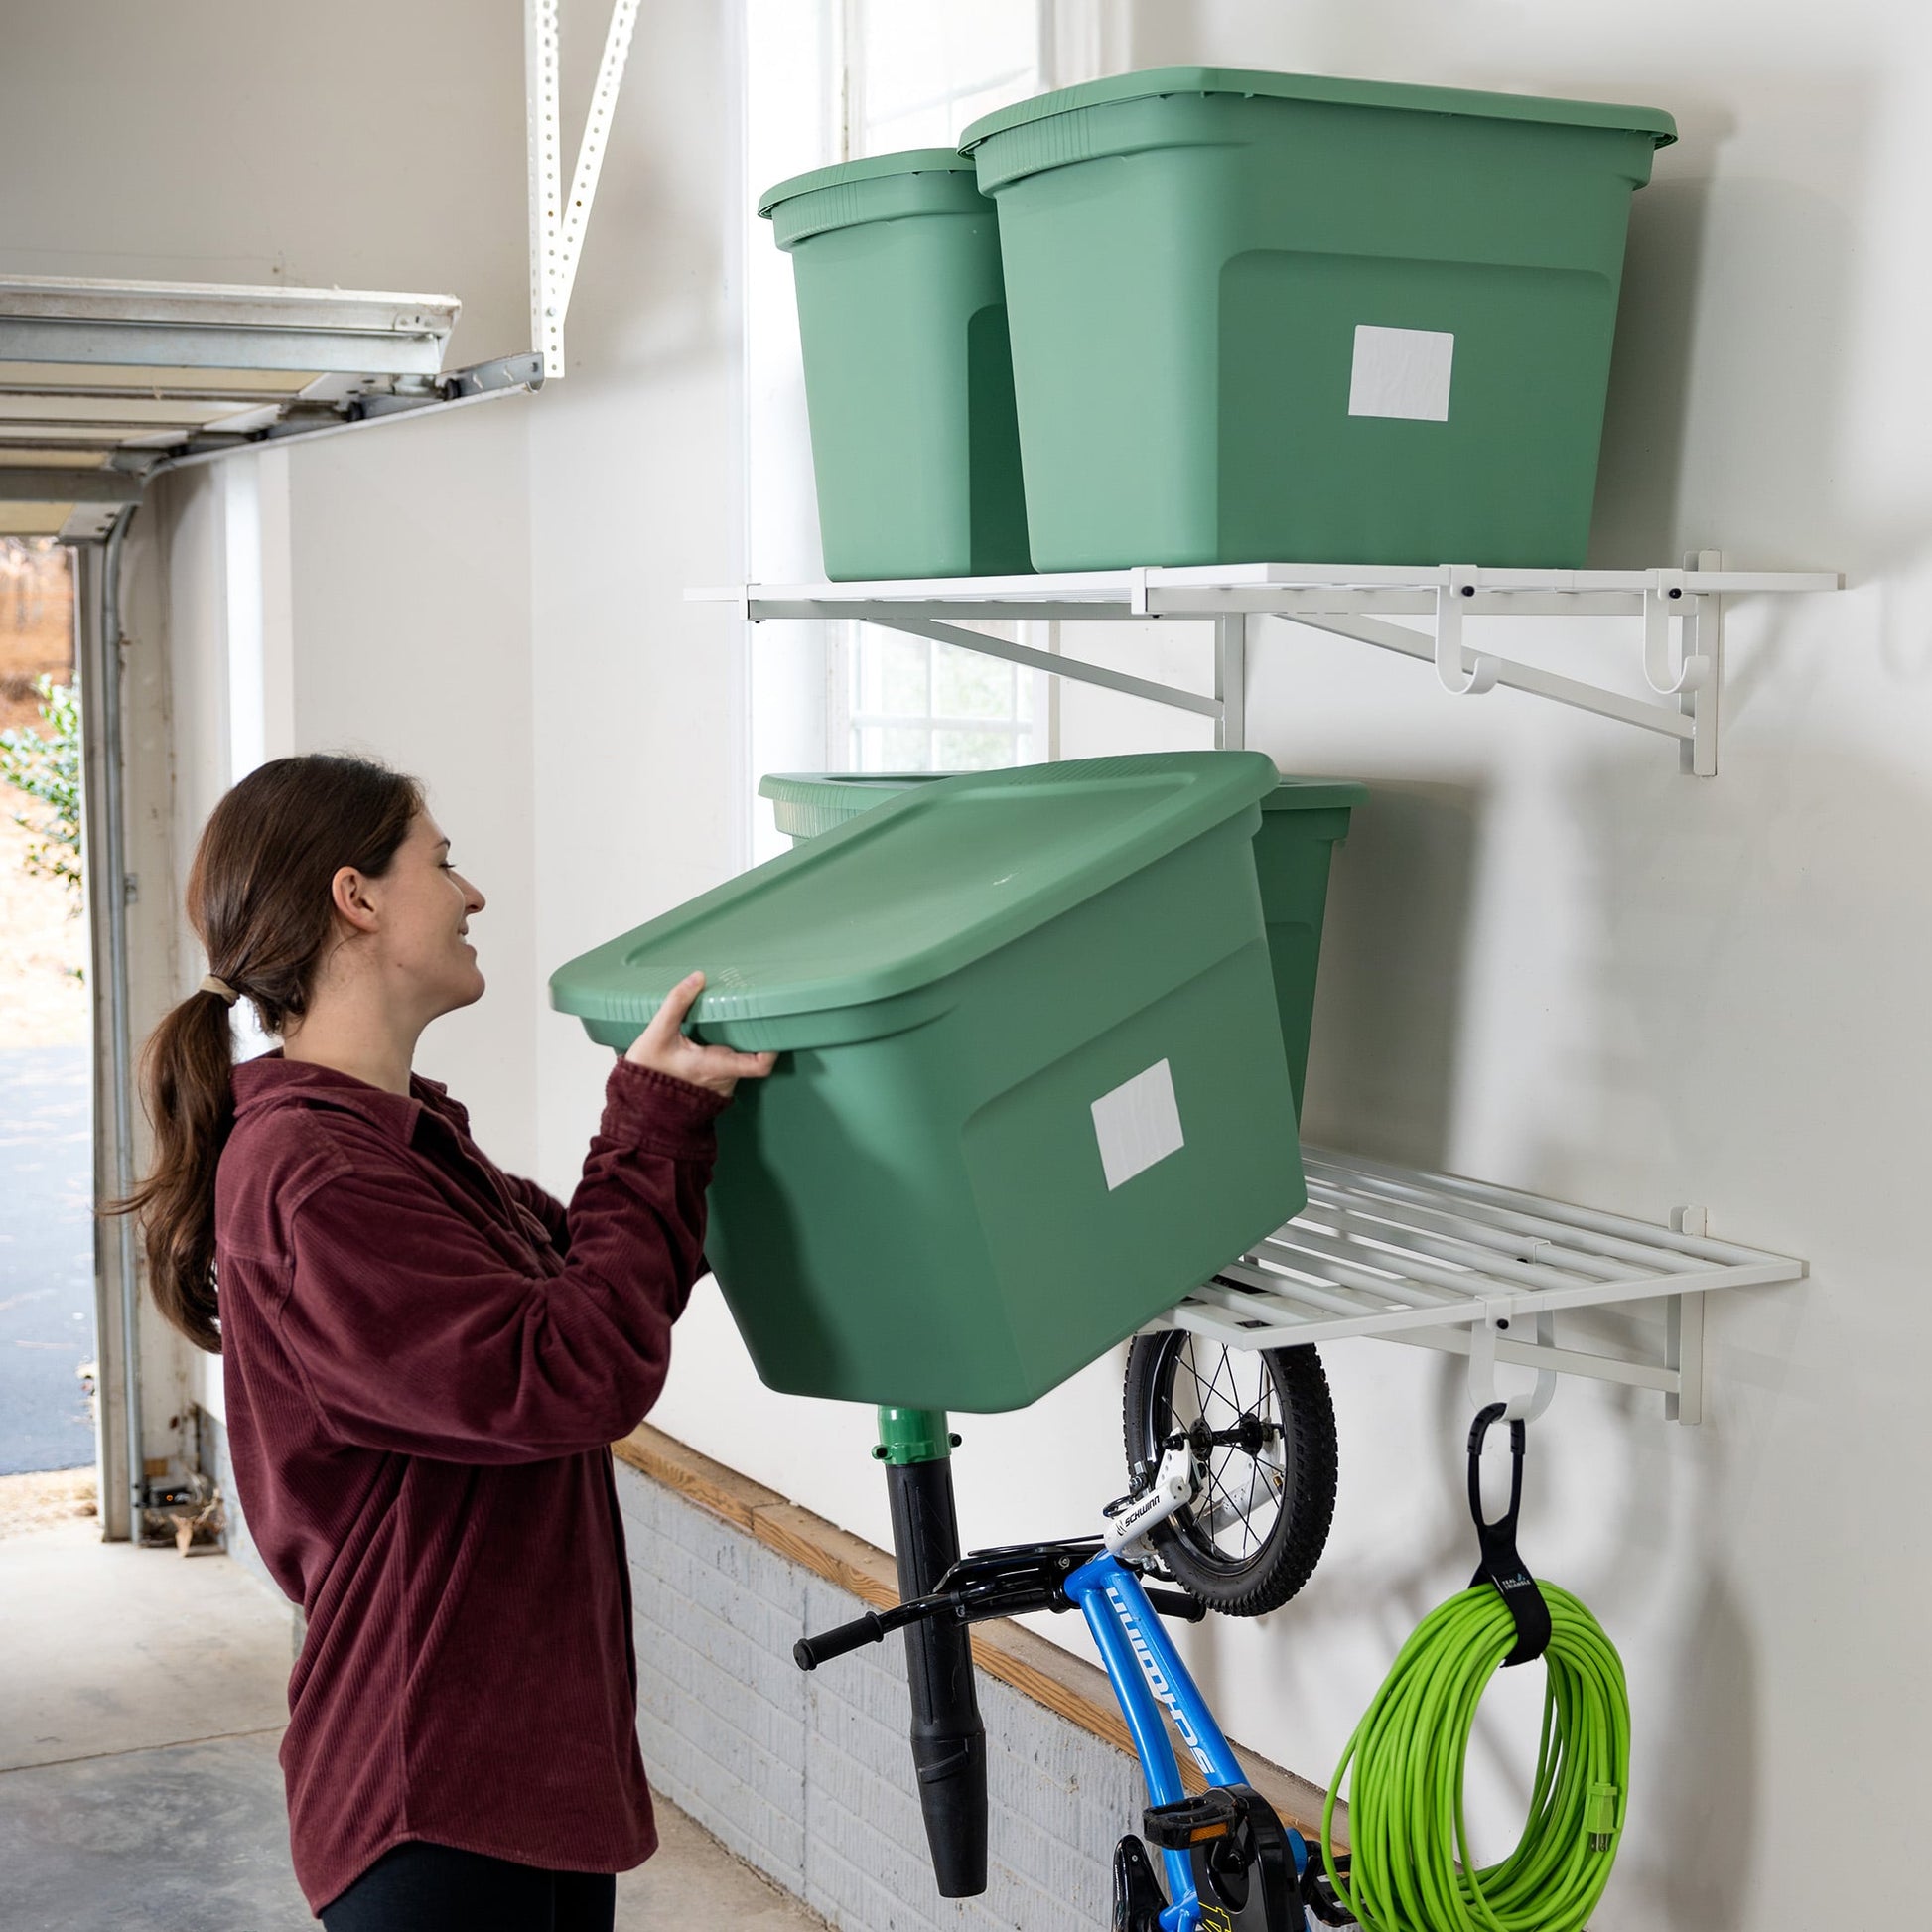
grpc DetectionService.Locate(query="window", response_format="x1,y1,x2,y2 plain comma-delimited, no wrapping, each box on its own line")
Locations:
844,0,1041,152
846,627,1039,773
743,0,1079,855
832,0,1048,775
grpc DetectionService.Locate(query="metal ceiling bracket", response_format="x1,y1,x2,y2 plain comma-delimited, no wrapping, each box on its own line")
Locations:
526,0,641,377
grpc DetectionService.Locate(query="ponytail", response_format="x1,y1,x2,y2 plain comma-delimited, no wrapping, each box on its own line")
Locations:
111,754,423,1353
126,985,242,1351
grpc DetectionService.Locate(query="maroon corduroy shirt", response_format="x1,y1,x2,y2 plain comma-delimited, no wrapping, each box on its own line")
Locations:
213,1052,726,1913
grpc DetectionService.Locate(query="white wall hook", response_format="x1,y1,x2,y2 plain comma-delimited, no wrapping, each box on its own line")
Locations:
1467,1305,1558,1423
1642,572,1711,696
1436,569,1500,695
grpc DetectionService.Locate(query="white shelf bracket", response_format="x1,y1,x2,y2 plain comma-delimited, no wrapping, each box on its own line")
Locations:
1214,614,1248,750
1666,1205,1711,1424
526,0,640,379
1435,566,1500,695
1681,549,1725,778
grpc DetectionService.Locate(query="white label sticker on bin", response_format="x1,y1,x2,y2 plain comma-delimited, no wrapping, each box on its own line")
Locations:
1348,325,1454,422
1091,1059,1184,1192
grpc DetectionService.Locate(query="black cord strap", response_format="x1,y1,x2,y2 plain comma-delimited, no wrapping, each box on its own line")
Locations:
1466,1402,1552,1667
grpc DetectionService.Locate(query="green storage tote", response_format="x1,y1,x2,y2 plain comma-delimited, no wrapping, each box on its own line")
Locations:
959,69,1677,571
1253,780,1364,1113
551,753,1303,1413
759,769,1366,1113
759,150,1031,581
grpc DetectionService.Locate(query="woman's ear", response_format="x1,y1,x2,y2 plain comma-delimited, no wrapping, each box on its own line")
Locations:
329,865,381,935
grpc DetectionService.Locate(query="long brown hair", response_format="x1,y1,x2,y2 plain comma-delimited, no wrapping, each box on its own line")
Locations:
116,754,423,1352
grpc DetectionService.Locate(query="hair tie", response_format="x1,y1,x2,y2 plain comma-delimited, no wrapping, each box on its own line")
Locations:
200,974,239,1008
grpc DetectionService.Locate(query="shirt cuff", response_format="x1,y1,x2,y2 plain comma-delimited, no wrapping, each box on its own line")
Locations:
603,1057,731,1162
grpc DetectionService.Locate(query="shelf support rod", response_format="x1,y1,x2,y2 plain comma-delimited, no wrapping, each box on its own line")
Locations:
828,608,1223,721
1273,608,1696,743
1380,1321,1683,1398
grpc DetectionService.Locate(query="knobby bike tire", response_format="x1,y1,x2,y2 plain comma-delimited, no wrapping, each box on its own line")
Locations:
1122,1335,1338,1617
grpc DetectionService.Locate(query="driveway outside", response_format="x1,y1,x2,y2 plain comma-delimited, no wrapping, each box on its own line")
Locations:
0,1041,94,1474
1,780,94,1479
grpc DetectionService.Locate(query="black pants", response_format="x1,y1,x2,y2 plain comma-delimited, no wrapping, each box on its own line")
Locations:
319,1842,617,1932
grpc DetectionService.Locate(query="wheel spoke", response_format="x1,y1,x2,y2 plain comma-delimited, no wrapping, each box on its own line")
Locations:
1202,1344,1238,1425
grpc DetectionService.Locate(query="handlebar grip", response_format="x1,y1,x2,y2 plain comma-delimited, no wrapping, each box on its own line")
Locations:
794,1609,890,1671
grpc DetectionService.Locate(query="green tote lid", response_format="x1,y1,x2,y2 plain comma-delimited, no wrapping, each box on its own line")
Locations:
959,67,1677,154
553,751,1280,1032
1261,777,1368,813
758,148,977,219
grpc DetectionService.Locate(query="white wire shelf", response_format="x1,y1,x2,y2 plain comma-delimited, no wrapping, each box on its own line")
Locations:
1143,1147,1806,1424
693,556,1843,776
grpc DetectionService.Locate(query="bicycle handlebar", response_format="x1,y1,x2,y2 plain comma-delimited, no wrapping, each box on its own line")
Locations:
793,1610,893,1671
793,1588,958,1670
793,1556,1208,1671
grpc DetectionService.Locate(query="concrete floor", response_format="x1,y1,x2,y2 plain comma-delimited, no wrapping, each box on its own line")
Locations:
0,1519,822,1930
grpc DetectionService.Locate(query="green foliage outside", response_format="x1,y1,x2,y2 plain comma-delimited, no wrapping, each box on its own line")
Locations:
0,676,83,901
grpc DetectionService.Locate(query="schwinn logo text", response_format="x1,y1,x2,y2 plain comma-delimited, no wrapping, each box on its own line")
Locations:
1111,1486,1171,1538
1105,1581,1216,1776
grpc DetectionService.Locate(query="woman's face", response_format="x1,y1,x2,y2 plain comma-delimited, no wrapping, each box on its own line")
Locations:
358,810,487,1017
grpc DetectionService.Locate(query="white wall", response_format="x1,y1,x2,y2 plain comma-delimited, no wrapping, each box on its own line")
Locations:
525,0,750,1200
624,6,1932,1928
280,406,538,1167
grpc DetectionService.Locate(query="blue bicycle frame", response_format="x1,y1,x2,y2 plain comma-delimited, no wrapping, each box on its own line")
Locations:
1064,1549,1310,1931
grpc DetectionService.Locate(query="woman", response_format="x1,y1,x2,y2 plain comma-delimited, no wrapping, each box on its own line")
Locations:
122,753,773,1930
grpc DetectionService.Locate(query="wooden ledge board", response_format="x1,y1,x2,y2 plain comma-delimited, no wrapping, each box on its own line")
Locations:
615,1423,1339,1843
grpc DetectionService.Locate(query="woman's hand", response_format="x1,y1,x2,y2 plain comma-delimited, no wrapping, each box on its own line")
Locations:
624,971,777,1099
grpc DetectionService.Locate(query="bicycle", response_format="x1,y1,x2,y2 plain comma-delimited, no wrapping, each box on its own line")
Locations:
796,1430,1354,1931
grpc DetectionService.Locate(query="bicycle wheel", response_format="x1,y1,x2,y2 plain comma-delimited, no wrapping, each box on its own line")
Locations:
1122,1334,1337,1617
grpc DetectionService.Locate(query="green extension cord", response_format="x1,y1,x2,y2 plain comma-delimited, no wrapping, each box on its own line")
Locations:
1321,1581,1630,1932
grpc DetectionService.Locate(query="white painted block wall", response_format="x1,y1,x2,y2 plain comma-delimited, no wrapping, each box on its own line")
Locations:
617,1455,1145,1932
